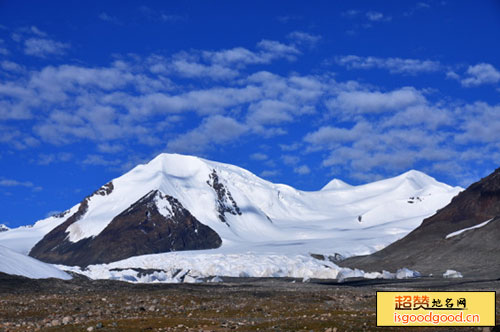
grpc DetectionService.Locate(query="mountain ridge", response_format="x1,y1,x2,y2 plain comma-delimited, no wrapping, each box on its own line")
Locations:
341,167,500,278
0,153,462,267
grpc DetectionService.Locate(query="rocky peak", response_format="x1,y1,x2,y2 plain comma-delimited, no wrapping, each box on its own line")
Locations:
30,189,222,266
92,181,114,196
206,169,242,225
467,167,500,196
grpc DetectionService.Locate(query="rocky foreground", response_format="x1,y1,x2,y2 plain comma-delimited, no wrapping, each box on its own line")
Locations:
0,273,499,332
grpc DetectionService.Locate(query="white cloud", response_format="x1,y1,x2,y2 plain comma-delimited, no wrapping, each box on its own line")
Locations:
260,169,279,178
0,39,9,55
0,179,34,187
250,153,268,161
342,10,360,17
294,165,311,174
28,26,47,37
36,152,72,165
382,105,453,130
1,60,24,72
366,11,387,21
99,12,120,24
1,32,499,186
83,154,121,166
446,71,460,80
167,115,248,154
304,122,373,148
287,31,321,46
97,143,124,154
203,39,299,68
247,99,295,125
461,63,500,87
24,38,70,57
417,2,431,9
281,154,300,165
171,58,238,79
335,55,441,74
366,12,381,21
257,40,299,58
0,178,41,191
328,87,426,114
276,15,302,23
455,102,500,144
138,6,183,22
279,143,302,152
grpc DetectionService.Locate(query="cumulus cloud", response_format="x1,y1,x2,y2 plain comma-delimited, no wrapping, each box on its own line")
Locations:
0,39,9,55
366,11,391,22
455,102,500,144
260,169,279,178
382,105,453,130
301,93,493,183
170,58,238,79
202,40,299,68
36,152,73,165
1,60,24,72
342,10,360,17
281,154,300,165
342,10,391,22
1,31,499,187
294,165,311,175
250,153,268,161
335,55,441,74
287,31,321,46
167,115,248,154
24,38,70,57
99,12,120,24
304,122,373,148
460,63,500,87
83,154,121,166
0,179,34,187
327,87,426,115
0,178,42,191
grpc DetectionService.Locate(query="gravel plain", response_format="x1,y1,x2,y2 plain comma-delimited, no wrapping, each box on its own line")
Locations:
0,273,499,332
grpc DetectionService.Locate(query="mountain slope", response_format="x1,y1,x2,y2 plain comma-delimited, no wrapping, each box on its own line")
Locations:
30,190,222,266
341,167,500,278
0,245,71,280
0,153,462,267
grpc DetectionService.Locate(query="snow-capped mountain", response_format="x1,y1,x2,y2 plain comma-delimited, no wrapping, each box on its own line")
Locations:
0,224,9,232
0,153,462,268
342,166,500,278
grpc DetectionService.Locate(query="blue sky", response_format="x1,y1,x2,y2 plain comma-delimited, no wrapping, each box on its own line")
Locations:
1,1,500,227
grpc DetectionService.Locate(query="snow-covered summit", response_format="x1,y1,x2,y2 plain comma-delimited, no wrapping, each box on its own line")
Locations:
0,224,9,232
2,153,463,262
321,178,352,191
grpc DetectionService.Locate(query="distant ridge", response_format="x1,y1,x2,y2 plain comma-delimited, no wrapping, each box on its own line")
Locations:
341,167,500,278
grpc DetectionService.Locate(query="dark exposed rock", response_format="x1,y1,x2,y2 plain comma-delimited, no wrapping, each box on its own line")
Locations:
311,253,346,264
53,209,71,219
0,224,9,232
93,181,114,196
341,167,500,278
30,190,221,267
206,169,242,225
